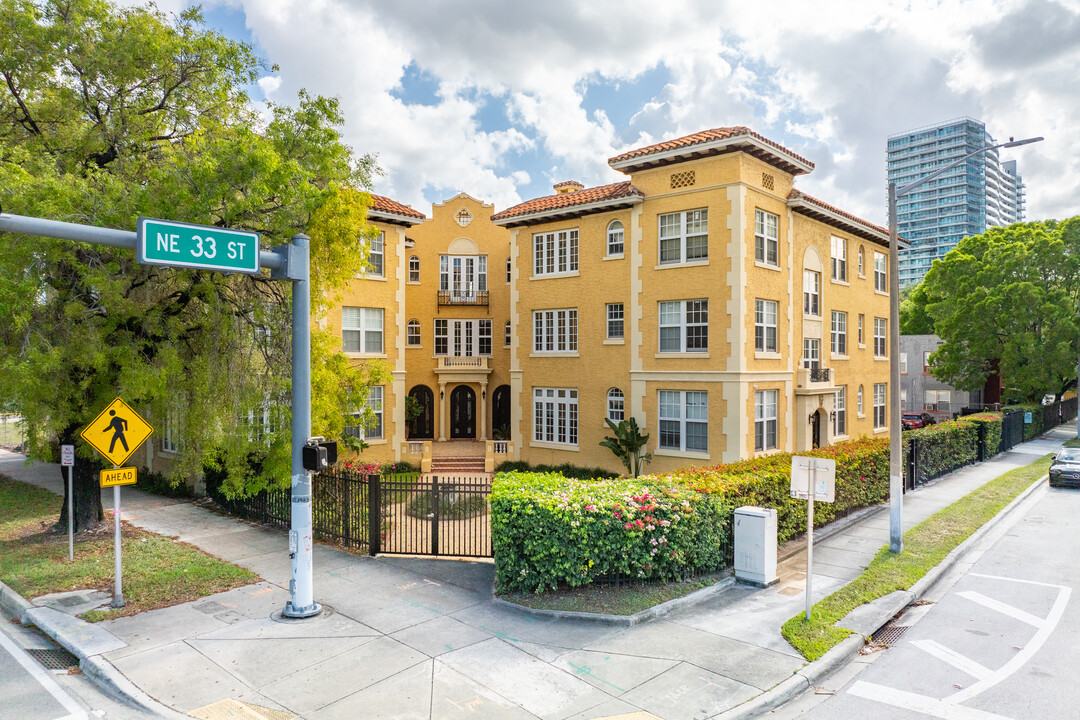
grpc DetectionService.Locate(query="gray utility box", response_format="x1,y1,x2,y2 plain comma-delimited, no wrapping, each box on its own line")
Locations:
734,506,778,587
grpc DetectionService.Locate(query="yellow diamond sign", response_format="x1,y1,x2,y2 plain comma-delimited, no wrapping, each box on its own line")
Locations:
80,398,154,467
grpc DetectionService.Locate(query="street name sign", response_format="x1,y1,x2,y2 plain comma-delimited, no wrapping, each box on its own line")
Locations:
80,398,154,467
100,467,137,487
137,217,260,274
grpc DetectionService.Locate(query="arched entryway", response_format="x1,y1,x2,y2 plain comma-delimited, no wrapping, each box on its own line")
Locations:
450,385,476,439
812,408,825,448
408,385,434,439
491,385,511,438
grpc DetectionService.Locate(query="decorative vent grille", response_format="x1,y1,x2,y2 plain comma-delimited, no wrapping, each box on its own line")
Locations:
670,171,696,189
762,173,775,191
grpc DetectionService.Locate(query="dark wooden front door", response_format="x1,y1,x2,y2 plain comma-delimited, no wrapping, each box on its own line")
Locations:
450,386,476,439
408,385,434,439
812,410,822,449
492,385,510,438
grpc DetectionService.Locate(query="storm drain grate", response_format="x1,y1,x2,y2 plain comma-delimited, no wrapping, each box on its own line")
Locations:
872,623,911,646
26,648,79,670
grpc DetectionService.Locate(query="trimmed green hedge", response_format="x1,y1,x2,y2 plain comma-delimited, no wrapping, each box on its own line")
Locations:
903,418,978,482
960,412,1003,457
494,460,620,480
491,473,730,593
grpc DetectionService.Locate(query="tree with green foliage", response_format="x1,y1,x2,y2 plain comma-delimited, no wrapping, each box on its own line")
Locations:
600,417,653,478
0,0,385,529
911,218,1080,403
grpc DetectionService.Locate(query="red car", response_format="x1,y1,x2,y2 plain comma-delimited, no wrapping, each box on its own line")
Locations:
902,412,936,430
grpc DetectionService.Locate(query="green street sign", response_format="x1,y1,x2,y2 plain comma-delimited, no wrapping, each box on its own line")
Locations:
137,217,260,274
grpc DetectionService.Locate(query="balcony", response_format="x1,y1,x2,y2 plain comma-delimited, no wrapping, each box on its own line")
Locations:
435,355,492,377
438,290,489,307
796,366,834,395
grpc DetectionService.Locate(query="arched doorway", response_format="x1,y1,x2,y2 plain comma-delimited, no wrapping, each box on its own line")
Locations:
408,385,434,439
450,386,476,439
491,385,511,439
812,408,824,449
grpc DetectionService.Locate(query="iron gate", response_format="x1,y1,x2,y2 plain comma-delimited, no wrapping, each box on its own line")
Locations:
371,475,492,557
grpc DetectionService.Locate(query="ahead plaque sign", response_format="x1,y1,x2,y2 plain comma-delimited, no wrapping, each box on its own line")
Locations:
137,217,260,274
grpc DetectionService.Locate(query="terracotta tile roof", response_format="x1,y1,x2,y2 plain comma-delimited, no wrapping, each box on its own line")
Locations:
787,189,904,246
369,194,426,222
608,127,814,174
491,181,644,224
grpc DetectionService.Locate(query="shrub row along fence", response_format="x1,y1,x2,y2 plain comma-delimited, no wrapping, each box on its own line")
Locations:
208,469,493,558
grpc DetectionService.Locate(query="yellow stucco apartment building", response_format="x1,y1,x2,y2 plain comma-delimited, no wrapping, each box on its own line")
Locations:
328,127,896,475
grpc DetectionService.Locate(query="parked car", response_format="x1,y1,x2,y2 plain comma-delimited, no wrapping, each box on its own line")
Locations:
902,412,936,430
1049,448,1080,488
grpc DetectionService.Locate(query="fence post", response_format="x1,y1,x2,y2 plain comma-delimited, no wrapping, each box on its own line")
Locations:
431,475,440,557
368,474,380,556
976,423,986,462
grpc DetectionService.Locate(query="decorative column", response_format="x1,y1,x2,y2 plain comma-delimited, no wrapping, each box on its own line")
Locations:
479,381,489,440
438,381,447,441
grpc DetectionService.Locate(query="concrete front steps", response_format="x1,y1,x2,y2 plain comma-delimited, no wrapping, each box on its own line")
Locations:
429,456,488,474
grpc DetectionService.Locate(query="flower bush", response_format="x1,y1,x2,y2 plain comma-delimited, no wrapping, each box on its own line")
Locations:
339,459,418,476
491,472,731,593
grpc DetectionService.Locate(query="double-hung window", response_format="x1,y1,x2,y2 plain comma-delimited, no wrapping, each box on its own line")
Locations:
834,386,847,436
408,255,420,282
858,246,865,276
874,252,887,292
858,385,864,415
803,270,821,316
407,320,421,346
754,299,778,353
874,317,887,357
802,338,820,370
831,236,846,281
533,309,578,353
504,321,511,348
754,389,778,452
831,311,847,355
607,388,624,422
533,388,578,445
606,303,624,340
607,220,624,256
658,209,708,264
755,209,779,266
659,300,708,353
873,383,887,428
342,307,383,353
364,232,384,277
346,386,383,441
659,390,708,452
858,314,865,345
533,229,578,275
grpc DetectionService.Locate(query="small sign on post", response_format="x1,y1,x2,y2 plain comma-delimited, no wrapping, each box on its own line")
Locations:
61,445,74,562
791,456,836,621
100,467,137,487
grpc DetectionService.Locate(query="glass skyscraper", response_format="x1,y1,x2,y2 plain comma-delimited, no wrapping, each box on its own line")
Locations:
887,117,1026,286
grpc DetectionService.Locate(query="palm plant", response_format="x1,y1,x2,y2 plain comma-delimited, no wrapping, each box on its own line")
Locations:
600,417,653,478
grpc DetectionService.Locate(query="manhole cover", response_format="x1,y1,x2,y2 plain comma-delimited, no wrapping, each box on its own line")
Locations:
872,623,911,646
26,648,79,670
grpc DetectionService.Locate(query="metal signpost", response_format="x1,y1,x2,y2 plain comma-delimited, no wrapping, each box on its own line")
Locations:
61,445,75,561
0,211,320,619
791,456,836,621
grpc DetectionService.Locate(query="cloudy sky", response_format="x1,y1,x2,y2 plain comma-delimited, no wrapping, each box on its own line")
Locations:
139,0,1077,226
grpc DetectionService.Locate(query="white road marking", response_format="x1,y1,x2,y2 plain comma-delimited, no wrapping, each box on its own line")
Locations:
909,639,993,680
848,681,1014,719
967,572,1065,589
956,591,1046,628
0,626,87,720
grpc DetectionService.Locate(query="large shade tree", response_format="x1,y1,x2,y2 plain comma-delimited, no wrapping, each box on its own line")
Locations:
0,0,385,530
911,218,1080,404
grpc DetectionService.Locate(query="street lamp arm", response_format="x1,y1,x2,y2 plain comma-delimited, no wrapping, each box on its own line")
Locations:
895,136,1043,198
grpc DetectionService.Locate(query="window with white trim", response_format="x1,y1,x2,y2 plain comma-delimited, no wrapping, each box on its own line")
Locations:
364,232,384,277
754,209,779,266
900,352,908,374
342,307,383,353
434,319,447,355
754,389,778,452
659,299,708,353
874,251,887,292
659,390,708,452
478,319,492,356
533,309,578,352
346,385,383,440
434,319,492,356
831,236,847,281
533,388,578,445
408,255,419,282
407,319,421,346
802,338,820,369
858,246,865,276
874,383,887,428
607,388,624,422
858,385,864,415
858,314,865,345
925,390,951,411
834,386,847,436
533,229,579,275
607,220,624,256
162,404,181,453
803,270,821,316
658,209,708,264
831,310,847,355
755,299,778,352
874,317,887,357
505,257,511,283
440,255,487,300
504,321,511,348
606,303,624,340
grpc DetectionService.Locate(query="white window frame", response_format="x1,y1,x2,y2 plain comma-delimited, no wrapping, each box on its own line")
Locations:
858,314,865,346
408,255,420,283
533,309,578,353
659,209,708,265
900,352,908,374
925,390,952,411
342,307,383,354
533,387,578,446
440,255,487,300
858,385,864,415
803,270,821,316
434,319,492,356
831,310,847,355
755,299,778,353
658,390,708,453
365,231,384,277
506,257,511,283
659,299,708,353
607,220,624,256
162,404,181,453
874,383,887,429
346,385,383,441
407,319,421,346
834,386,847,436
504,320,511,348
755,209,779,266
874,251,887,292
533,229,579,276
831,236,847,281
858,246,865,277
754,389,778,452
434,318,448,355
802,338,820,370
874,317,887,358
607,388,625,422
606,303,624,340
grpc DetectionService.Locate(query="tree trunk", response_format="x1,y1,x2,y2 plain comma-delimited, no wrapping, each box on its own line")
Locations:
55,427,104,533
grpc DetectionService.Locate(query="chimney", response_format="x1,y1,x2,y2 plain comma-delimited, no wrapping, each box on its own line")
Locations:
553,180,584,195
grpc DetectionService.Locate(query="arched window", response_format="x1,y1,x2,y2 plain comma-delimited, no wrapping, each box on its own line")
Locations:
506,257,511,283
857,385,864,415
407,319,421,346
607,388,625,422
607,220,624,256
504,321,511,347
409,256,420,283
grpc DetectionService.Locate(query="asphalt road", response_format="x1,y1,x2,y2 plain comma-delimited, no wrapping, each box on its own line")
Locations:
773,480,1080,720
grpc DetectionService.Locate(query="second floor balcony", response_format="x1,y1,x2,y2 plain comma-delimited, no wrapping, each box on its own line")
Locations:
438,289,489,307
796,366,833,394
435,355,491,376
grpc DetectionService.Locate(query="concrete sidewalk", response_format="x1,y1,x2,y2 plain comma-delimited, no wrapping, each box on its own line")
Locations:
0,424,1072,720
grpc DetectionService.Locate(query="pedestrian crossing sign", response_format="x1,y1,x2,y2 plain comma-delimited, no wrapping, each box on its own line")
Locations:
80,398,154,467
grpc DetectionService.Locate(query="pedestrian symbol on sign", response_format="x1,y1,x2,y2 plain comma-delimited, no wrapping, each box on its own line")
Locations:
80,398,153,467
105,410,129,453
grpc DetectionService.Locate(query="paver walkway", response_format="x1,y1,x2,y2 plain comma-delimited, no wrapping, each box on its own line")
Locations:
0,424,1072,720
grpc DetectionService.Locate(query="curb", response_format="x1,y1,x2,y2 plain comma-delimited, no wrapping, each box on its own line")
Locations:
0,579,33,623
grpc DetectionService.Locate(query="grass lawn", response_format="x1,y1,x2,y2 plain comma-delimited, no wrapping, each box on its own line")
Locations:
781,454,1052,661
501,572,727,616
1063,437,1080,448
0,476,257,622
